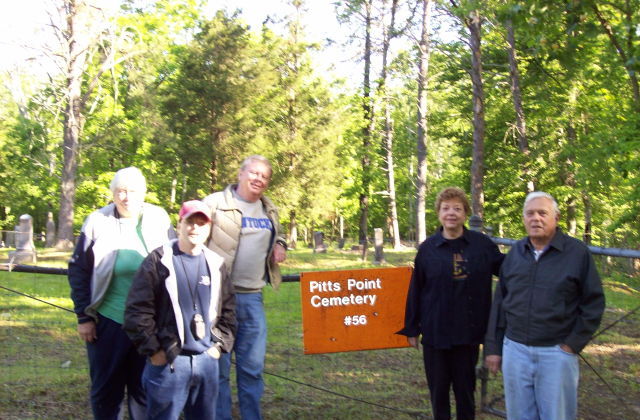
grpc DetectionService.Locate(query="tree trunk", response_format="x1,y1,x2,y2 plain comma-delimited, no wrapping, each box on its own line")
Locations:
181,174,187,203
55,0,90,249
467,10,485,218
564,124,578,236
380,0,401,250
591,4,640,113
385,132,401,249
415,0,432,247
359,0,374,260
209,128,220,191
54,1,131,248
289,210,297,250
170,177,177,204
582,191,592,244
505,17,533,193
287,1,300,179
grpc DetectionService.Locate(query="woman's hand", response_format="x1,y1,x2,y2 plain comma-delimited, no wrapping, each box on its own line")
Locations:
77,321,97,343
408,336,420,350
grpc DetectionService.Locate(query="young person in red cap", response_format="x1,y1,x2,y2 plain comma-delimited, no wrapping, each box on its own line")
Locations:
124,200,236,420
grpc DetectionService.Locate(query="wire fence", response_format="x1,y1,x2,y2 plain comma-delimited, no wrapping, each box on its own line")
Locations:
1,250,639,419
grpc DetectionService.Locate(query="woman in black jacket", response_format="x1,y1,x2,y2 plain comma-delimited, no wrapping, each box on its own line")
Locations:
398,187,503,420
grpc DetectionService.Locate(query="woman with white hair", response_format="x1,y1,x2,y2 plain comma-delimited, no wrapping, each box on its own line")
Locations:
68,167,176,420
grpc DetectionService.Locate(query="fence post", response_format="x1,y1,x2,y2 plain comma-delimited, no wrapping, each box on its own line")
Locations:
469,214,483,232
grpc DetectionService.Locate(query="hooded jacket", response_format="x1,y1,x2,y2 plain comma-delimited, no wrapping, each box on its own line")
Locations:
68,202,176,324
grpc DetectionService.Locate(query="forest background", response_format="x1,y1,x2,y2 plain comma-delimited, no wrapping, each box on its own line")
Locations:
1,0,639,254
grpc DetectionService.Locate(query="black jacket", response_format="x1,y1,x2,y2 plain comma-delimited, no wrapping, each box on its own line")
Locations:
123,241,236,363
484,229,605,355
398,227,504,349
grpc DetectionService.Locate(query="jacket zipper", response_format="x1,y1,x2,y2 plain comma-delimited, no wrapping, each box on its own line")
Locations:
525,250,539,346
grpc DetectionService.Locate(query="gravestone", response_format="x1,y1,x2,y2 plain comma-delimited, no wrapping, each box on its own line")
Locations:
313,231,327,253
5,228,15,248
373,228,385,264
45,212,56,247
8,214,37,264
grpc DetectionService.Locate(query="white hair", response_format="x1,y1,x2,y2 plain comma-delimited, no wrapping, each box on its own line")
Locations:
523,191,560,216
240,154,272,176
110,167,147,194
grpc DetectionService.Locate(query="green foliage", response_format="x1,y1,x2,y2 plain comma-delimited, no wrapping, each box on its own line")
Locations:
237,22,352,234
159,11,263,196
0,75,61,232
0,0,638,250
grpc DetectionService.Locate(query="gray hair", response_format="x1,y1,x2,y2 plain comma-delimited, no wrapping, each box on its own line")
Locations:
110,167,147,194
523,191,560,216
240,154,272,177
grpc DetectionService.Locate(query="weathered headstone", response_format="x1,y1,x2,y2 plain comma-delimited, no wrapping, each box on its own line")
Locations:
45,212,56,247
8,214,37,263
6,227,16,248
373,228,385,264
313,231,327,253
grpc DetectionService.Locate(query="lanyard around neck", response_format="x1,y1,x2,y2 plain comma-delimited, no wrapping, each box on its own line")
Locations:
178,253,202,312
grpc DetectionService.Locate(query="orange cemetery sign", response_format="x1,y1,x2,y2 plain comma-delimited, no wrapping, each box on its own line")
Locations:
300,266,413,354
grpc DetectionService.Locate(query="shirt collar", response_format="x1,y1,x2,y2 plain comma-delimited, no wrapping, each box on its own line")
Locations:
524,228,564,253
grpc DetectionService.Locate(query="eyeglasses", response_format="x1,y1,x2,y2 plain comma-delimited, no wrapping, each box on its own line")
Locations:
115,188,143,198
247,170,271,182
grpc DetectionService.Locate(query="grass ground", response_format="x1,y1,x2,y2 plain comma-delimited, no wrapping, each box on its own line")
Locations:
1,246,639,419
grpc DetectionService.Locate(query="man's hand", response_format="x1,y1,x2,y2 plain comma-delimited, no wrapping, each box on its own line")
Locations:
150,350,168,366
271,242,287,263
485,355,502,374
77,321,97,343
408,336,420,350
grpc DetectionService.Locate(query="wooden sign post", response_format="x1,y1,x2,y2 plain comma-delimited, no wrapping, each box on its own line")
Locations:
300,266,413,354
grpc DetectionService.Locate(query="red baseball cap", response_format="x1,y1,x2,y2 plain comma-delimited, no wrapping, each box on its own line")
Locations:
179,200,211,222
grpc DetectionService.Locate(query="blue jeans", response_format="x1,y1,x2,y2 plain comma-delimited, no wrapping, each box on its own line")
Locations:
86,313,146,420
502,336,579,420
217,292,267,420
143,352,219,420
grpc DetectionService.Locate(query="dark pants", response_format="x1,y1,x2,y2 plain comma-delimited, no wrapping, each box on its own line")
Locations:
422,344,479,420
86,313,146,420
